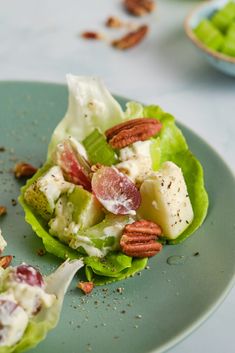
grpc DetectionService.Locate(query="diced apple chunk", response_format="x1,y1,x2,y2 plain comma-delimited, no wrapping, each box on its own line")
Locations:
49,186,104,243
24,166,73,220
68,185,104,229
137,161,194,239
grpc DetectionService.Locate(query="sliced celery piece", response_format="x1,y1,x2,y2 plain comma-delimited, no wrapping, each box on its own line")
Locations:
211,2,235,33
227,22,235,38
222,40,235,57
221,22,235,57
194,19,224,51
83,128,117,166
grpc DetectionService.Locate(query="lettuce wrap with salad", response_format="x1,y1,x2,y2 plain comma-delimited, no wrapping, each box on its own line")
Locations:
0,259,83,352
19,74,208,286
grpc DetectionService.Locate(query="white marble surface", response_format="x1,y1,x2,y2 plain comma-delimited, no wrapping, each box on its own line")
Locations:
1,0,235,352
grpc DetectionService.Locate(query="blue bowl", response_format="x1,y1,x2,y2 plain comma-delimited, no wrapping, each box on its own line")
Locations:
185,0,235,77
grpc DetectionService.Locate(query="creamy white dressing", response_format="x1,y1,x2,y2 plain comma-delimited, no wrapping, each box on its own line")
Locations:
69,235,104,257
49,195,74,243
39,166,74,210
100,197,136,216
116,140,152,184
6,283,56,317
103,224,124,238
0,293,28,347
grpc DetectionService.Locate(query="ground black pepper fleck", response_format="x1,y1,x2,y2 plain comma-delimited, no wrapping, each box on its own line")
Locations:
36,248,46,256
11,199,17,206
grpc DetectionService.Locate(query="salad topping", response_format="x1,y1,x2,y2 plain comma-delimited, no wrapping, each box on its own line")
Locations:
0,295,28,347
120,220,162,258
20,75,208,286
105,117,162,148
0,259,83,349
91,166,141,215
54,137,92,191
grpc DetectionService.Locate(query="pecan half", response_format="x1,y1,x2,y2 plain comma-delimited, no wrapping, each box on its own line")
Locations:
124,0,155,16
0,255,13,269
120,220,162,257
105,118,162,149
14,162,38,179
0,206,7,217
77,281,94,295
112,25,148,50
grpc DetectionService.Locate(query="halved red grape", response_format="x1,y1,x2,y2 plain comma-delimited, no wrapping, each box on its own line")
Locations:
91,166,141,215
54,138,91,191
15,264,44,287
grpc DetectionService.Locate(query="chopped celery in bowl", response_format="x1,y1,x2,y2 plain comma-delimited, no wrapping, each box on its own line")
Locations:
185,0,235,76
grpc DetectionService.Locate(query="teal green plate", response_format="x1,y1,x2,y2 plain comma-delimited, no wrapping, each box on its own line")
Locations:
0,82,235,353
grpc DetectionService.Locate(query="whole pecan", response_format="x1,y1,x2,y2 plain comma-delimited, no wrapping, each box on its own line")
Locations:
0,255,13,269
105,118,162,149
124,0,156,16
120,220,162,257
112,25,148,50
14,162,38,179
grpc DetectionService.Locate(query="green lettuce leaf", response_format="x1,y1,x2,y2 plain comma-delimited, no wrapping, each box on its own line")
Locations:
47,75,124,158
124,101,144,119
85,252,147,285
0,260,83,353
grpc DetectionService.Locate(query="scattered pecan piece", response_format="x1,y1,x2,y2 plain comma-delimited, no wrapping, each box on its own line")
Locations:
77,281,94,295
105,16,123,28
124,0,155,16
120,220,162,257
81,31,103,40
105,118,162,149
0,255,13,269
112,25,148,50
0,206,7,217
14,162,38,179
